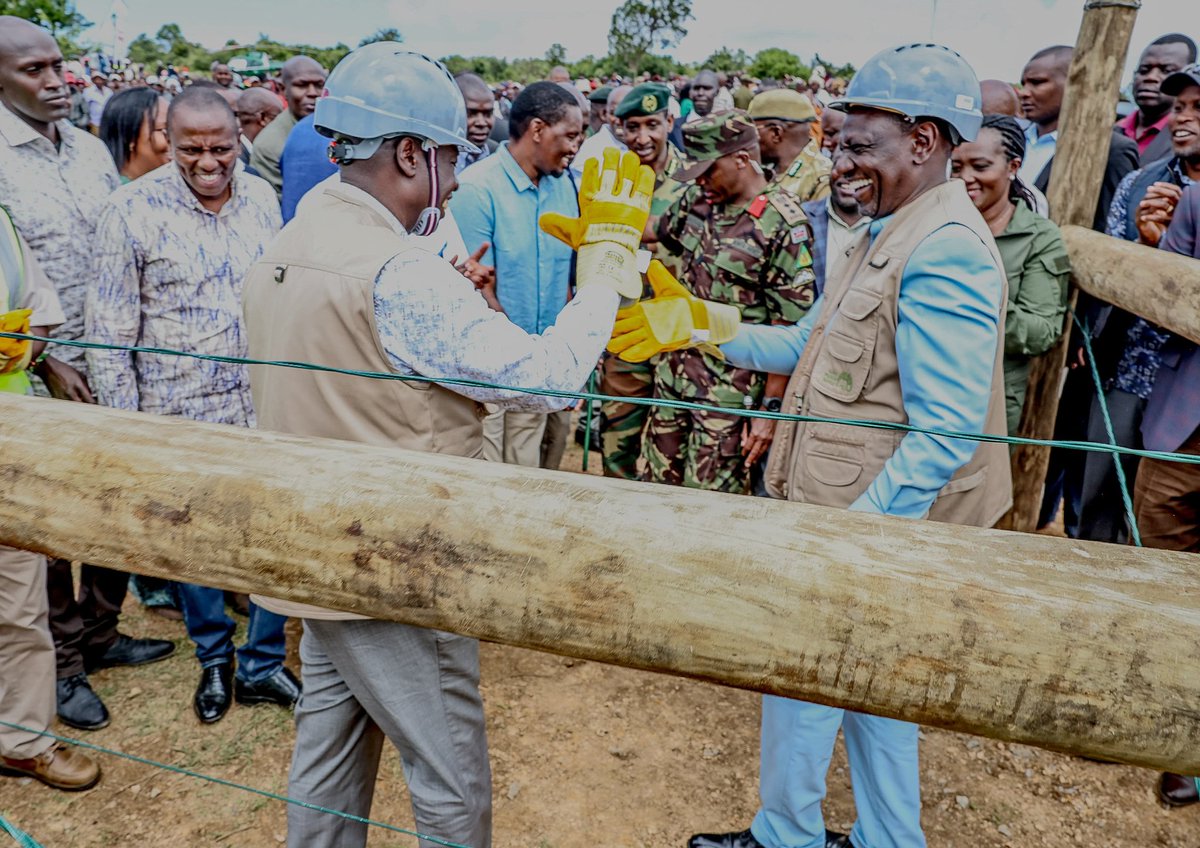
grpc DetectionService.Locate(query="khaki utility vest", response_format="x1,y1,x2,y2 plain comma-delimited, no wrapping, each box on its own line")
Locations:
242,183,484,620
764,181,1013,528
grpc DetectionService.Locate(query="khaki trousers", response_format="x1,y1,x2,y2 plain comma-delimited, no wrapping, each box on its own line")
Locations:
0,546,56,759
481,410,548,467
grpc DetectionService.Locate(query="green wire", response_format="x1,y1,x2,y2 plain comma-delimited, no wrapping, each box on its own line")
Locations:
0,721,471,848
0,815,43,848
4,331,1199,467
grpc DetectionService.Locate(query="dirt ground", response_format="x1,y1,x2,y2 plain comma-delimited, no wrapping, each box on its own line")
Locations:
4,442,1197,847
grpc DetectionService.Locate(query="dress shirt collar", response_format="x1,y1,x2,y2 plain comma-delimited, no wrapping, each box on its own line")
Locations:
163,159,250,219
1024,122,1057,147
0,100,73,151
497,142,536,193
826,198,869,233
1118,109,1172,144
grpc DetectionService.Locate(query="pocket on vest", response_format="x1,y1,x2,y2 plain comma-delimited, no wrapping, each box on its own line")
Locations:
812,286,882,404
803,430,865,487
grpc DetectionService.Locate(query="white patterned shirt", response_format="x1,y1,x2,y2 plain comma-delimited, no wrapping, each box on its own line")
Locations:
0,102,120,373
86,162,281,425
320,181,619,412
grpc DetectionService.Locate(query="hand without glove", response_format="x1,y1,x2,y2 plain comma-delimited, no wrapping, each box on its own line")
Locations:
540,147,655,300
0,309,33,375
606,261,741,363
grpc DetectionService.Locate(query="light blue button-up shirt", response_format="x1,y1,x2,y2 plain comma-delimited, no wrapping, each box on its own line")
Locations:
723,215,1003,520
1017,123,1056,184
449,143,578,334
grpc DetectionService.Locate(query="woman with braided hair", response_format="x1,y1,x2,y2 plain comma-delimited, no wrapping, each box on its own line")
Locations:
952,113,1071,434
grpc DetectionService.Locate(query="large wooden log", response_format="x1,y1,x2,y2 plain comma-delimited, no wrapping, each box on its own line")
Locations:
1003,0,1140,531
1,393,1199,773
1065,224,1200,345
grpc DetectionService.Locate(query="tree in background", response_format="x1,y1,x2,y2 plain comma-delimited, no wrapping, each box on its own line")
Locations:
545,42,567,67
703,46,749,74
811,53,857,80
608,0,693,75
359,27,402,46
0,0,89,54
748,47,808,81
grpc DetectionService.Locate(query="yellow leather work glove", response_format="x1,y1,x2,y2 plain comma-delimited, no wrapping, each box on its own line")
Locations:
540,148,655,300
607,261,741,363
0,309,33,375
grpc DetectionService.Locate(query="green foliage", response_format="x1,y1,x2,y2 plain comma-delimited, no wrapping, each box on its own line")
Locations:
359,27,402,47
0,0,90,54
748,47,808,81
545,42,567,67
812,53,856,80
506,56,551,84
608,0,693,75
703,46,749,74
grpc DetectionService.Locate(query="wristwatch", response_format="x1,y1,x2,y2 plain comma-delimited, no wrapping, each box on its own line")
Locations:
762,397,783,413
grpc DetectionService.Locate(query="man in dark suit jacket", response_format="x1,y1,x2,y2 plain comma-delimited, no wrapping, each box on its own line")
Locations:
1019,44,1141,534
1115,34,1197,165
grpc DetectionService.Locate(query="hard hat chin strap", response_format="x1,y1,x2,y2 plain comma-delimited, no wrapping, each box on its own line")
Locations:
411,144,441,237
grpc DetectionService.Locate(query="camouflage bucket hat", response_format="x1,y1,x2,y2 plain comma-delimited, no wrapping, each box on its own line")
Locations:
673,110,758,182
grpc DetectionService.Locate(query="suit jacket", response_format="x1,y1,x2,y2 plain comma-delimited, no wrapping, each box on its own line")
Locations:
1033,130,1139,232
1137,124,1175,166
1142,182,1200,453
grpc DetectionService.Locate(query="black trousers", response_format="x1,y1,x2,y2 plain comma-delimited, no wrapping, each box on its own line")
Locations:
45,558,128,679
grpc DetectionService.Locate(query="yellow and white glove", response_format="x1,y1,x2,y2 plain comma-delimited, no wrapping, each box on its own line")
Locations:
539,147,655,300
0,309,33,375
607,261,741,363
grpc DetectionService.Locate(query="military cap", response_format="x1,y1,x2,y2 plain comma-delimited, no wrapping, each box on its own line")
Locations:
588,84,613,104
673,110,759,182
747,88,817,123
614,82,672,119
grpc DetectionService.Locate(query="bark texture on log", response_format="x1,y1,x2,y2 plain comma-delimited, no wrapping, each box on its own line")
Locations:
1,393,1198,774
1064,224,1200,345
1002,1,1140,531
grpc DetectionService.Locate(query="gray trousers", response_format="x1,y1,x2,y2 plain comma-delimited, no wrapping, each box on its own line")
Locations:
287,618,492,848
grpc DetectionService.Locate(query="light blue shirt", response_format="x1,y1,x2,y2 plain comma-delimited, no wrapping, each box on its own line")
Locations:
449,143,578,334
1017,123,1056,184
723,215,1003,520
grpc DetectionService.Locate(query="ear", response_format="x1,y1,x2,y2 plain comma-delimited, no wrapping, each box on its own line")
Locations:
394,136,420,177
528,117,545,142
910,120,941,166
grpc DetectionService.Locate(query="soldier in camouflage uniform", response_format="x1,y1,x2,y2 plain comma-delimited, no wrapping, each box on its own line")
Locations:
596,83,692,480
748,89,831,203
642,111,817,494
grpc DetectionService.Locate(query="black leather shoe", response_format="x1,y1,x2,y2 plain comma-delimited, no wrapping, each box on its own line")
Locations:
85,633,175,673
56,673,110,731
1159,772,1200,807
688,829,852,848
234,667,301,709
194,663,234,724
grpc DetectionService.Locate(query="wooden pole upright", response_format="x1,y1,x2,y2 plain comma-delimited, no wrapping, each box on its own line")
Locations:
1001,0,1141,532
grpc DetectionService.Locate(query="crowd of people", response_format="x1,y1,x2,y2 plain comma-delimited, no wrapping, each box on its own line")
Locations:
0,11,1199,848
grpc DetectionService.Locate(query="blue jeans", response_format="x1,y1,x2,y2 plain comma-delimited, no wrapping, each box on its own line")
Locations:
177,583,286,684
752,696,926,848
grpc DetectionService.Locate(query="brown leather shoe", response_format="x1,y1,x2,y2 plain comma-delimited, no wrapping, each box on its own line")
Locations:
1159,772,1199,807
1,743,101,791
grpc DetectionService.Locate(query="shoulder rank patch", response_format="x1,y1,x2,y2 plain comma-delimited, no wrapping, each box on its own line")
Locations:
767,190,807,226
748,194,768,218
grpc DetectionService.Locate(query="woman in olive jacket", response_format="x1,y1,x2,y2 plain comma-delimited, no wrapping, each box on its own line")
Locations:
952,113,1071,435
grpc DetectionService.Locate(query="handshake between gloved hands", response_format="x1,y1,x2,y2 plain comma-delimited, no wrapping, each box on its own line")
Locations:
538,147,740,363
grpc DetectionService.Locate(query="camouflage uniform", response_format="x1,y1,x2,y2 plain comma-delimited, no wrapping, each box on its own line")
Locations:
642,112,817,494
748,89,831,203
599,85,691,480
772,139,831,203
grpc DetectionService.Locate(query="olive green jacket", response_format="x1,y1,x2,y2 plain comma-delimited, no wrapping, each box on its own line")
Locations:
994,200,1071,434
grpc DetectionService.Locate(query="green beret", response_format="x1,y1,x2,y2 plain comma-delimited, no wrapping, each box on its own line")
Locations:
588,84,613,104
747,89,817,122
614,82,672,119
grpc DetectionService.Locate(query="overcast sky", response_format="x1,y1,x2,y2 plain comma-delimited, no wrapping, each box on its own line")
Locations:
77,0,1188,84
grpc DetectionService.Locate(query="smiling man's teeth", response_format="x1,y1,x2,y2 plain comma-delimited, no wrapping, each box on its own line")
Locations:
846,179,871,191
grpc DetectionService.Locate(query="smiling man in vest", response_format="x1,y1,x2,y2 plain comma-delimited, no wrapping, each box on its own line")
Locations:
610,44,1011,848
241,44,652,848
